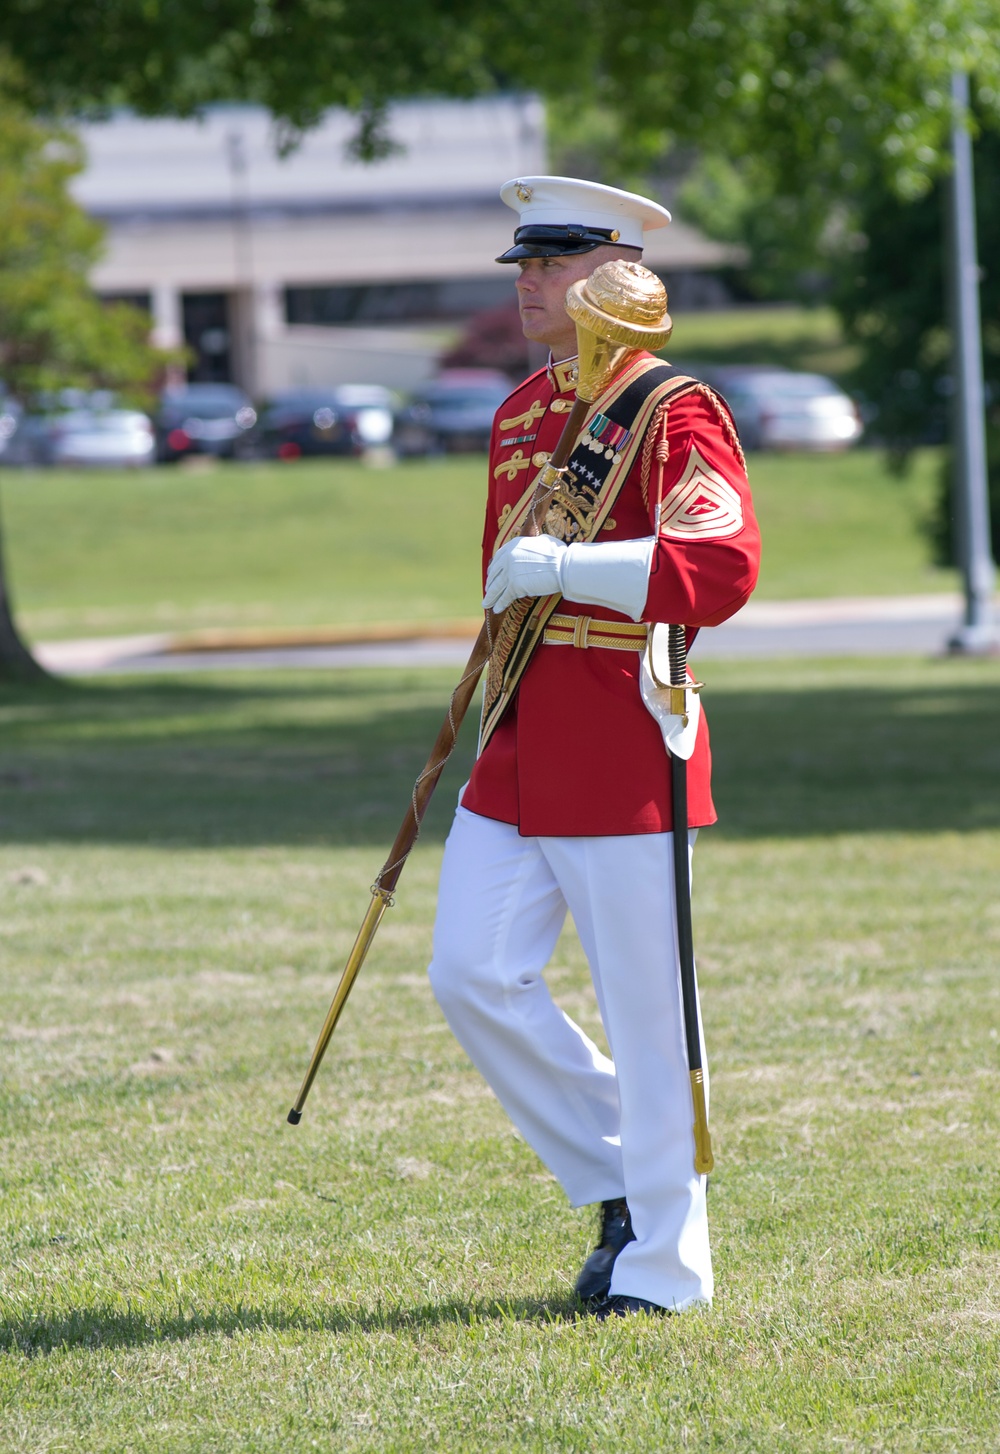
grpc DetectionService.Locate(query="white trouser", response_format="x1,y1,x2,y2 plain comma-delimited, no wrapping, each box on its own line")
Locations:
428,805,712,1311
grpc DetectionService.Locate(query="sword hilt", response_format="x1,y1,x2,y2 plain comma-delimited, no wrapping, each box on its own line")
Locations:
664,623,703,721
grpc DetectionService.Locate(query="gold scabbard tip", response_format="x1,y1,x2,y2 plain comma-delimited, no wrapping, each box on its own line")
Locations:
690,1068,715,1176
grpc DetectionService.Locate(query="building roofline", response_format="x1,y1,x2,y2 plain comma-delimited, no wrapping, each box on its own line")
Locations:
87,192,507,226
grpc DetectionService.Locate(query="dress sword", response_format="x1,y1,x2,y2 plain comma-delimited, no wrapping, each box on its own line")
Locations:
664,623,715,1175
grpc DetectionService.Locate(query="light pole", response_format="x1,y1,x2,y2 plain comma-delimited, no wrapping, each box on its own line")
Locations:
946,71,996,653
226,128,257,393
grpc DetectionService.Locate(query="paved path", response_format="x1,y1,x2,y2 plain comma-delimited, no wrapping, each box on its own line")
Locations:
35,593,982,677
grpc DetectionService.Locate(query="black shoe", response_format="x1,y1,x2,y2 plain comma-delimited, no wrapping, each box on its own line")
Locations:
592,1294,670,1320
574,1197,636,1302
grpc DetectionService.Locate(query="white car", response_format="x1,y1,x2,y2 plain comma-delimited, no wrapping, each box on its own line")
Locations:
330,384,396,447
705,368,863,451
48,409,156,467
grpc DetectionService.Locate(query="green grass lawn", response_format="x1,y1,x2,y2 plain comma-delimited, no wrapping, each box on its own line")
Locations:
1,656,998,1451
1,447,956,645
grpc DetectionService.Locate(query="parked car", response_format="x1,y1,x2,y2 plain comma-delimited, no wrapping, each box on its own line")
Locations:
394,370,512,456
0,396,24,460
46,409,156,467
331,384,395,448
683,366,863,451
245,384,395,459
1,389,121,465
156,383,256,461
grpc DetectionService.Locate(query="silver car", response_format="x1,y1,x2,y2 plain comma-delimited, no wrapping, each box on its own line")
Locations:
708,368,863,451
48,409,156,467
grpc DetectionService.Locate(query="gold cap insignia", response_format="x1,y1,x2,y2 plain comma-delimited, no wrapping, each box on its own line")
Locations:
515,182,533,203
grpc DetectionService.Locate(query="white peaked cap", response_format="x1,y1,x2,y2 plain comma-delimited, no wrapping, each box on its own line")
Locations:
499,175,671,251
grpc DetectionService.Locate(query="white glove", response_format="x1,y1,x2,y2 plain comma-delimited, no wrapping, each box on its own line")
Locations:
483,535,567,613
560,536,656,621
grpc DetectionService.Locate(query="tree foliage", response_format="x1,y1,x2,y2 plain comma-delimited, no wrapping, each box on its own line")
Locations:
678,112,1000,566
0,65,169,402
0,66,175,683
830,129,1000,565
5,1,1000,189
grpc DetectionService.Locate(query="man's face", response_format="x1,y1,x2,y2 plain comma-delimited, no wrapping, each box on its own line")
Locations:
514,254,596,356
514,247,641,357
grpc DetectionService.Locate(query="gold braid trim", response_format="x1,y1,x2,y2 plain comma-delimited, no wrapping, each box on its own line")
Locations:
641,383,746,518
483,595,534,711
694,383,747,472
640,399,671,517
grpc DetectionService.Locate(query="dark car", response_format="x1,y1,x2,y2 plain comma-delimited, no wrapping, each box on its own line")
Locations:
246,385,395,460
394,370,512,456
156,383,257,461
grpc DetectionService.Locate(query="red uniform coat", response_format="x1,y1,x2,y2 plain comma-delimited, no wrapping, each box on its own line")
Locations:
461,354,760,836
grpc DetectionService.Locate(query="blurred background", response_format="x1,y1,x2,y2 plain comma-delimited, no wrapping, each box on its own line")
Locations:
0,90,882,472
0,7,997,661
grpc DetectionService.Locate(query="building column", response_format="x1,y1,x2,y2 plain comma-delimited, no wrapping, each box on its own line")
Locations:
151,283,183,350
230,282,284,397
151,283,186,386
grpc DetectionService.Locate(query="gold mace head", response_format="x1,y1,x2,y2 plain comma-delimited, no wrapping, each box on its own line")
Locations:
565,260,673,402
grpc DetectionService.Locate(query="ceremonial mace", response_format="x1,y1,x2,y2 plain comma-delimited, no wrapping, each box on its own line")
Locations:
287,263,673,1126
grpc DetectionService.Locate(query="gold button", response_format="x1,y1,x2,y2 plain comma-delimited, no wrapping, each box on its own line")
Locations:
532,451,551,467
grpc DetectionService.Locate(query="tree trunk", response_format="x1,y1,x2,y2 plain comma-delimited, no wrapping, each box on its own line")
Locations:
0,490,48,682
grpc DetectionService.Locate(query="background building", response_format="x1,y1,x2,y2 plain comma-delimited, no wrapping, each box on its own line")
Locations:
74,98,741,395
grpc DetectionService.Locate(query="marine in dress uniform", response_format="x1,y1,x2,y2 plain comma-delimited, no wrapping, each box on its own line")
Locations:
428,177,761,1316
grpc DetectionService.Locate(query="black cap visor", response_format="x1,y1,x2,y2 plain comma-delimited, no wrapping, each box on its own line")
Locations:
495,223,628,263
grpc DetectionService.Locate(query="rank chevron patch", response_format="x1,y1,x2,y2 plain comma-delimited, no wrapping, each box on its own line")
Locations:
658,446,744,539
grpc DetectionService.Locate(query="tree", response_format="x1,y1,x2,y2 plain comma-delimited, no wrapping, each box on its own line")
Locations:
677,108,1000,568
4,2,1000,186
831,129,1000,566
0,64,173,682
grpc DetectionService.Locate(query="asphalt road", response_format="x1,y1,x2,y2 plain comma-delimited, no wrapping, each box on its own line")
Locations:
34,594,989,677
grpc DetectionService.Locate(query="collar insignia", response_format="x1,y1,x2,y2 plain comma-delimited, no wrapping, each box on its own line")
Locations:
549,358,579,393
